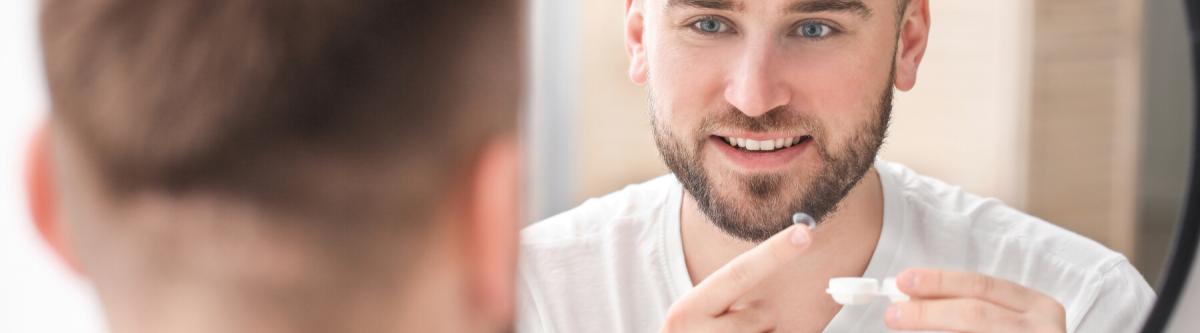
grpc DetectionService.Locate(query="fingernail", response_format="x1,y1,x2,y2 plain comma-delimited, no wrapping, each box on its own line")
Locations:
790,225,811,247
886,306,901,323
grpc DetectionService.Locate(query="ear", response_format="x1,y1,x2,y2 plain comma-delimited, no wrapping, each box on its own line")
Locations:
463,134,522,325
25,122,82,275
893,0,930,92
625,0,648,85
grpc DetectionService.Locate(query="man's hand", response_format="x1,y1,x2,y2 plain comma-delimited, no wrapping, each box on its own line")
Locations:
886,268,1067,333
658,224,813,333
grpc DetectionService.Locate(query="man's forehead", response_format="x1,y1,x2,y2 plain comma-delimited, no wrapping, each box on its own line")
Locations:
664,0,876,19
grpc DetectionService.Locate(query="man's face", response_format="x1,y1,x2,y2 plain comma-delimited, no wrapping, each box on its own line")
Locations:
639,0,903,242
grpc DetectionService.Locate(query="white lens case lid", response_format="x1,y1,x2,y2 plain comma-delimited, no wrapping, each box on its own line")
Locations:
826,277,910,305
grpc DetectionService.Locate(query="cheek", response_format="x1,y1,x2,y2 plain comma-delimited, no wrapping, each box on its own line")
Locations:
786,49,891,147
647,42,732,140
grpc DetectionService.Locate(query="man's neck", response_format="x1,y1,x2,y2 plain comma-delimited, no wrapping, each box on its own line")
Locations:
91,221,489,333
679,166,885,299
100,263,486,333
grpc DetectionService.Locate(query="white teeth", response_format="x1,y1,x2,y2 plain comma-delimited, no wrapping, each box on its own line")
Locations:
745,140,761,150
721,136,805,152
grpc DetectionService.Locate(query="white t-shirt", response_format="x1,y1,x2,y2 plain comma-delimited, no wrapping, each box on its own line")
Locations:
516,160,1156,333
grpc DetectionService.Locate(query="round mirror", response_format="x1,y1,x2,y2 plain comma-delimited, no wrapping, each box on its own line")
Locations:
521,0,1195,331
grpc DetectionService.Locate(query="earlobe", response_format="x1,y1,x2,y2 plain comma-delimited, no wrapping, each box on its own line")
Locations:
893,0,930,92
629,52,648,85
25,122,83,275
625,0,648,85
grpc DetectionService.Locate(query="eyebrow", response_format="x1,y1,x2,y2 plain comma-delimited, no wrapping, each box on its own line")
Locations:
667,0,873,19
667,0,740,11
789,0,873,19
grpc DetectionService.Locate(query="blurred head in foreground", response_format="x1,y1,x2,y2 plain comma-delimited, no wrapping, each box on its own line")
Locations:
26,1,523,332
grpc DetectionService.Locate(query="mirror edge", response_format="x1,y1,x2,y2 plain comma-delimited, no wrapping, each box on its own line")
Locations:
1141,1,1200,331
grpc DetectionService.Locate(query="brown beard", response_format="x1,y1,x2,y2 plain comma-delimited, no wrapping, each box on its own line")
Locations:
650,75,893,243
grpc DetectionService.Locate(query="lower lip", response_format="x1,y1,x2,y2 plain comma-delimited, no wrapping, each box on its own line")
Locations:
709,136,813,171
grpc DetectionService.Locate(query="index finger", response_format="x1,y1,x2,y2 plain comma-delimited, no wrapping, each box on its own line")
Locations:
678,224,813,316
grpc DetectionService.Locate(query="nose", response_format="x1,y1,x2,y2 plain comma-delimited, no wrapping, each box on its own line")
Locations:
724,42,791,118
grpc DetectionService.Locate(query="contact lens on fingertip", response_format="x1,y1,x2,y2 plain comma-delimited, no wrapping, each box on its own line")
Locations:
792,212,816,229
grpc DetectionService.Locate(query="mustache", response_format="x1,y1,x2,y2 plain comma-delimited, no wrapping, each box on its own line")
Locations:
697,105,825,136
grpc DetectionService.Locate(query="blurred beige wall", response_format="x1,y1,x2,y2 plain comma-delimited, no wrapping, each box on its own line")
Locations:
882,1,1033,208
574,0,665,201
1027,0,1144,258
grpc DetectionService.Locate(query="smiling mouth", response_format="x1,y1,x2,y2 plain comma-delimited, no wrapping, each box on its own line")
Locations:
715,135,813,152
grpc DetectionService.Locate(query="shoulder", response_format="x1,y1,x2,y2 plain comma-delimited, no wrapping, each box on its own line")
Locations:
878,161,1154,329
521,174,679,246
516,175,683,332
879,160,1130,273
518,174,680,281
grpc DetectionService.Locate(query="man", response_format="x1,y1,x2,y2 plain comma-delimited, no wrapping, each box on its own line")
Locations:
27,1,522,332
517,0,1155,332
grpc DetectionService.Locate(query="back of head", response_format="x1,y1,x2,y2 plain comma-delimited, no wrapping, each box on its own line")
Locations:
35,0,522,332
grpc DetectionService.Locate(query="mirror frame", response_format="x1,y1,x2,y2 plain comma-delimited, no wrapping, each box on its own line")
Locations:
1141,1,1200,331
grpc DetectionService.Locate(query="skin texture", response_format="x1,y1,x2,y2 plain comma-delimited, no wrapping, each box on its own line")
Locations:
624,0,1069,331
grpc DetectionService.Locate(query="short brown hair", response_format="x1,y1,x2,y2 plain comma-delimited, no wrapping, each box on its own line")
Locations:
40,1,521,226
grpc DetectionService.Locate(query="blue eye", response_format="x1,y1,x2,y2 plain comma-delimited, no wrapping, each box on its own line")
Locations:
796,22,834,38
692,17,728,34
